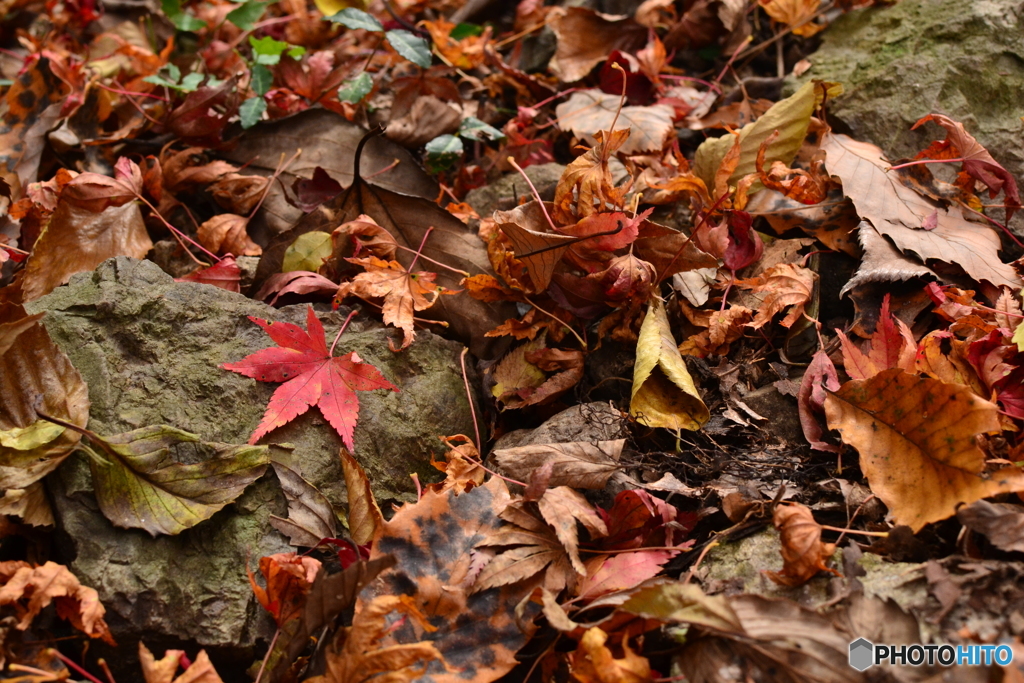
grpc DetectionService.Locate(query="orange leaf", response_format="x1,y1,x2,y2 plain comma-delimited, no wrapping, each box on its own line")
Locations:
335,255,451,351
736,263,816,329
0,560,114,644
824,369,1023,531
139,642,225,683
247,552,321,627
340,447,383,546
569,628,651,683
766,503,839,587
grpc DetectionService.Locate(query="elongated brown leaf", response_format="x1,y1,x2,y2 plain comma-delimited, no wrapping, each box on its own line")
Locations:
820,132,1020,290
340,448,383,546
0,311,89,492
269,461,339,547
824,369,1023,531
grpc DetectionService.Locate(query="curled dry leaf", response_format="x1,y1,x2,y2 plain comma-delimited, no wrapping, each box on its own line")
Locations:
340,447,383,546
490,440,625,490
0,482,54,527
547,7,646,83
767,503,840,587
0,311,89,496
796,350,840,453
736,262,817,329
630,297,710,430
254,270,338,305
569,627,651,683
139,643,225,683
197,213,262,257
824,369,1023,531
249,552,322,627
175,256,242,293
269,461,339,547
956,500,1024,553
555,89,674,155
820,132,1020,290
0,560,114,644
385,95,462,148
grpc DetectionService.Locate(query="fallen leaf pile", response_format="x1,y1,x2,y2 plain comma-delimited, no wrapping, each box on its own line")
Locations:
4,0,1024,680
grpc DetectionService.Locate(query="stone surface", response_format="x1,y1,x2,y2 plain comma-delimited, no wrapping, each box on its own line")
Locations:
465,163,566,218
788,0,1024,229
25,257,477,663
492,402,628,451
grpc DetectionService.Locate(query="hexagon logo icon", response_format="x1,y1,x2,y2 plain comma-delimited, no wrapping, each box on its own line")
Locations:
849,638,874,671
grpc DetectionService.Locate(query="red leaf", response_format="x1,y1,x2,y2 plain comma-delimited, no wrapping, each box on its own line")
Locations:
723,210,763,271
221,305,398,449
176,256,242,293
797,350,840,453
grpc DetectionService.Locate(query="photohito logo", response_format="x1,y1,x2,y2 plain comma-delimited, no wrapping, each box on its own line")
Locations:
848,639,1014,670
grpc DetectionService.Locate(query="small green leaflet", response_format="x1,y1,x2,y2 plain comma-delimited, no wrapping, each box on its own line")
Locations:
385,29,432,68
161,0,206,31
249,35,306,66
338,72,373,103
143,65,211,93
251,63,273,96
459,116,505,142
226,0,267,30
240,97,267,129
449,22,483,40
425,134,464,173
327,7,383,31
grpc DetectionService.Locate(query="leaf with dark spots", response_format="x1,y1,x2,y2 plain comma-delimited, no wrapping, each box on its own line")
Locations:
360,477,537,683
0,56,68,190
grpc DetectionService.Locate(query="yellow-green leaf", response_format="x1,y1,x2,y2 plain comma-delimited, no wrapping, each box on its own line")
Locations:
0,421,65,450
630,297,709,431
1014,318,1024,352
693,80,843,191
313,0,368,18
282,231,334,274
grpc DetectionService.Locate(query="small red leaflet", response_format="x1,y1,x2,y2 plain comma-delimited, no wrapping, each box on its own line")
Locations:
222,305,398,450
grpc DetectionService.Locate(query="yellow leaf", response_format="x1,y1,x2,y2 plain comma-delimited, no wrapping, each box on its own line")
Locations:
630,297,709,431
824,369,1024,531
0,420,65,450
693,80,843,191
313,0,368,17
1013,317,1024,352
282,231,333,273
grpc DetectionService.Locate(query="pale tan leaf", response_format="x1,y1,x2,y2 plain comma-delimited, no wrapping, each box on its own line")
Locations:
824,369,1023,531
556,90,674,155
537,486,607,575
269,461,339,547
490,440,625,490
0,482,53,527
820,132,1020,290
0,561,113,643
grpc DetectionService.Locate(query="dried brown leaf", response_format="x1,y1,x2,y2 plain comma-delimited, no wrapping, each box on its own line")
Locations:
0,561,114,644
269,461,338,547
957,500,1024,553
766,503,840,587
340,448,383,547
197,213,262,257
491,440,625,490
547,7,646,83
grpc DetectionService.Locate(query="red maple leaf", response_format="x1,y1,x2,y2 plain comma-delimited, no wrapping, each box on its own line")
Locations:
222,305,398,449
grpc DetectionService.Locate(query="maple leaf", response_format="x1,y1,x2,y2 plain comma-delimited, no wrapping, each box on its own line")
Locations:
736,262,816,329
0,560,114,644
139,643,225,683
221,305,398,450
334,255,452,351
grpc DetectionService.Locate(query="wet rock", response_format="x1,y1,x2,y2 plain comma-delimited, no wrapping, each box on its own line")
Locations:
25,257,477,667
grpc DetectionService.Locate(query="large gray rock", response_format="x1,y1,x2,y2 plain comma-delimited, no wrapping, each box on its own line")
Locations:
25,257,477,665
789,0,1024,222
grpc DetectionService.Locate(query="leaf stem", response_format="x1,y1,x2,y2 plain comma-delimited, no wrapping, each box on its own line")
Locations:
820,524,888,538
53,651,105,683
329,310,359,356
408,226,433,271
523,296,587,350
391,244,470,276
460,348,482,450
507,156,560,234
253,626,281,683
887,157,966,172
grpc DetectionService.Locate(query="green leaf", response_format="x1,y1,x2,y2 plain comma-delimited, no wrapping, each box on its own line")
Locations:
226,0,267,30
337,71,373,103
1014,318,1024,352
449,22,483,40
240,96,267,129
287,45,306,59
77,425,271,536
251,63,273,96
385,29,432,68
179,72,204,92
282,231,334,272
458,116,505,142
424,134,464,173
692,80,844,191
327,7,383,31
249,35,291,65
161,0,207,31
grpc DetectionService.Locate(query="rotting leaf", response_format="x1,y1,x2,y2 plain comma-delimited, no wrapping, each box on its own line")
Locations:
361,477,538,683
630,297,710,431
221,305,398,450
824,369,1023,531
